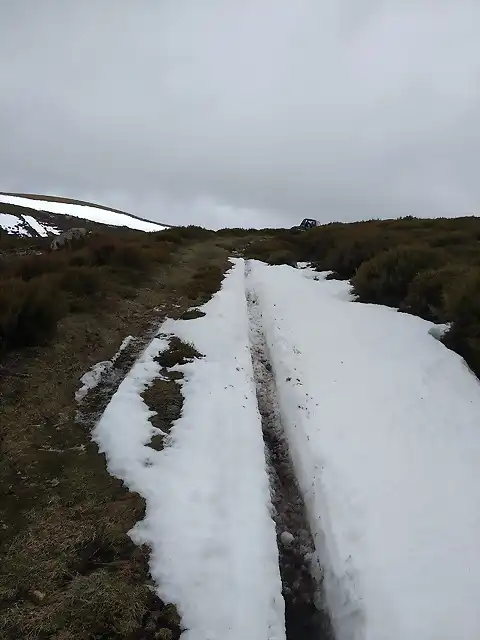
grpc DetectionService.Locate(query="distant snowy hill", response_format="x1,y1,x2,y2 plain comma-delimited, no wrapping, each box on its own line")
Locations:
0,193,168,237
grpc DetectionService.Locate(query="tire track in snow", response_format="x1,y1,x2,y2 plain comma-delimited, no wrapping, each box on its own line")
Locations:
245,261,334,640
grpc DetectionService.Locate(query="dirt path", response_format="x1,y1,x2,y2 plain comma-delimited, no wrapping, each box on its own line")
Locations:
245,261,334,640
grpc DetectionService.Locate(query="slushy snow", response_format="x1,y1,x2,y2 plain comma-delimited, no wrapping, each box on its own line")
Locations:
92,257,480,640
93,261,284,640
0,194,166,232
248,260,480,640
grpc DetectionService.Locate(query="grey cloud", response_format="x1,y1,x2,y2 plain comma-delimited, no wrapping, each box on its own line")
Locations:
0,0,479,228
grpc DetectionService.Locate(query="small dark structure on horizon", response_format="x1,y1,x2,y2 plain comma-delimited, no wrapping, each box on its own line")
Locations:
292,218,320,231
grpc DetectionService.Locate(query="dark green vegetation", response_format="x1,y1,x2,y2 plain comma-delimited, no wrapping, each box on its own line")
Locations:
1,214,480,638
244,216,480,378
0,227,215,358
142,338,204,452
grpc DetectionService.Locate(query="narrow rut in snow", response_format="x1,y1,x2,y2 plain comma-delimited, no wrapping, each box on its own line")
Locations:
245,263,334,640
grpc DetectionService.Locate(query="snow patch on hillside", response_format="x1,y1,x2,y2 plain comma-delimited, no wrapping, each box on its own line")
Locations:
0,213,29,236
0,194,166,233
22,214,60,237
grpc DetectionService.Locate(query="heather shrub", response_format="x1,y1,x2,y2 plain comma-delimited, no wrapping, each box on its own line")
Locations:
317,229,400,278
400,264,468,322
352,245,447,307
14,252,67,281
59,267,103,298
155,226,214,244
442,268,480,377
267,249,298,266
0,276,66,351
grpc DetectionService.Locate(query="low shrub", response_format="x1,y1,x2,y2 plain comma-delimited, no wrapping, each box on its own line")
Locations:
0,276,66,352
215,227,258,236
244,238,298,263
443,267,480,327
429,231,473,248
69,250,90,267
88,241,116,267
112,244,151,271
13,252,67,281
400,264,468,322
319,230,397,278
352,244,447,307
155,226,214,244
296,223,345,263
59,267,104,298
266,249,298,266
442,268,480,377
88,239,151,272
152,242,175,264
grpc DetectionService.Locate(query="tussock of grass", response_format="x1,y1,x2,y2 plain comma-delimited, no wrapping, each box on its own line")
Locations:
156,337,203,370
143,377,184,444
143,338,203,452
180,308,206,320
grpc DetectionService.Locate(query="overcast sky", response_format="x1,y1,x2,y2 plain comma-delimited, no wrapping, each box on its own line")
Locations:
0,1,479,228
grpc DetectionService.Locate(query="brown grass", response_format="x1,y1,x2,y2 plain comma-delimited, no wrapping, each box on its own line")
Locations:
0,232,182,357
0,231,231,639
142,338,204,451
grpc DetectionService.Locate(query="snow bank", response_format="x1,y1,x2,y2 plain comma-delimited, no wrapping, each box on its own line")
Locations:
248,260,480,640
94,260,284,640
0,194,165,232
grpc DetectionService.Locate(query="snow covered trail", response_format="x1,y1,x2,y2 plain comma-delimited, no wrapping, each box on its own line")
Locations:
249,260,480,640
92,256,480,640
93,259,285,640
245,262,333,640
